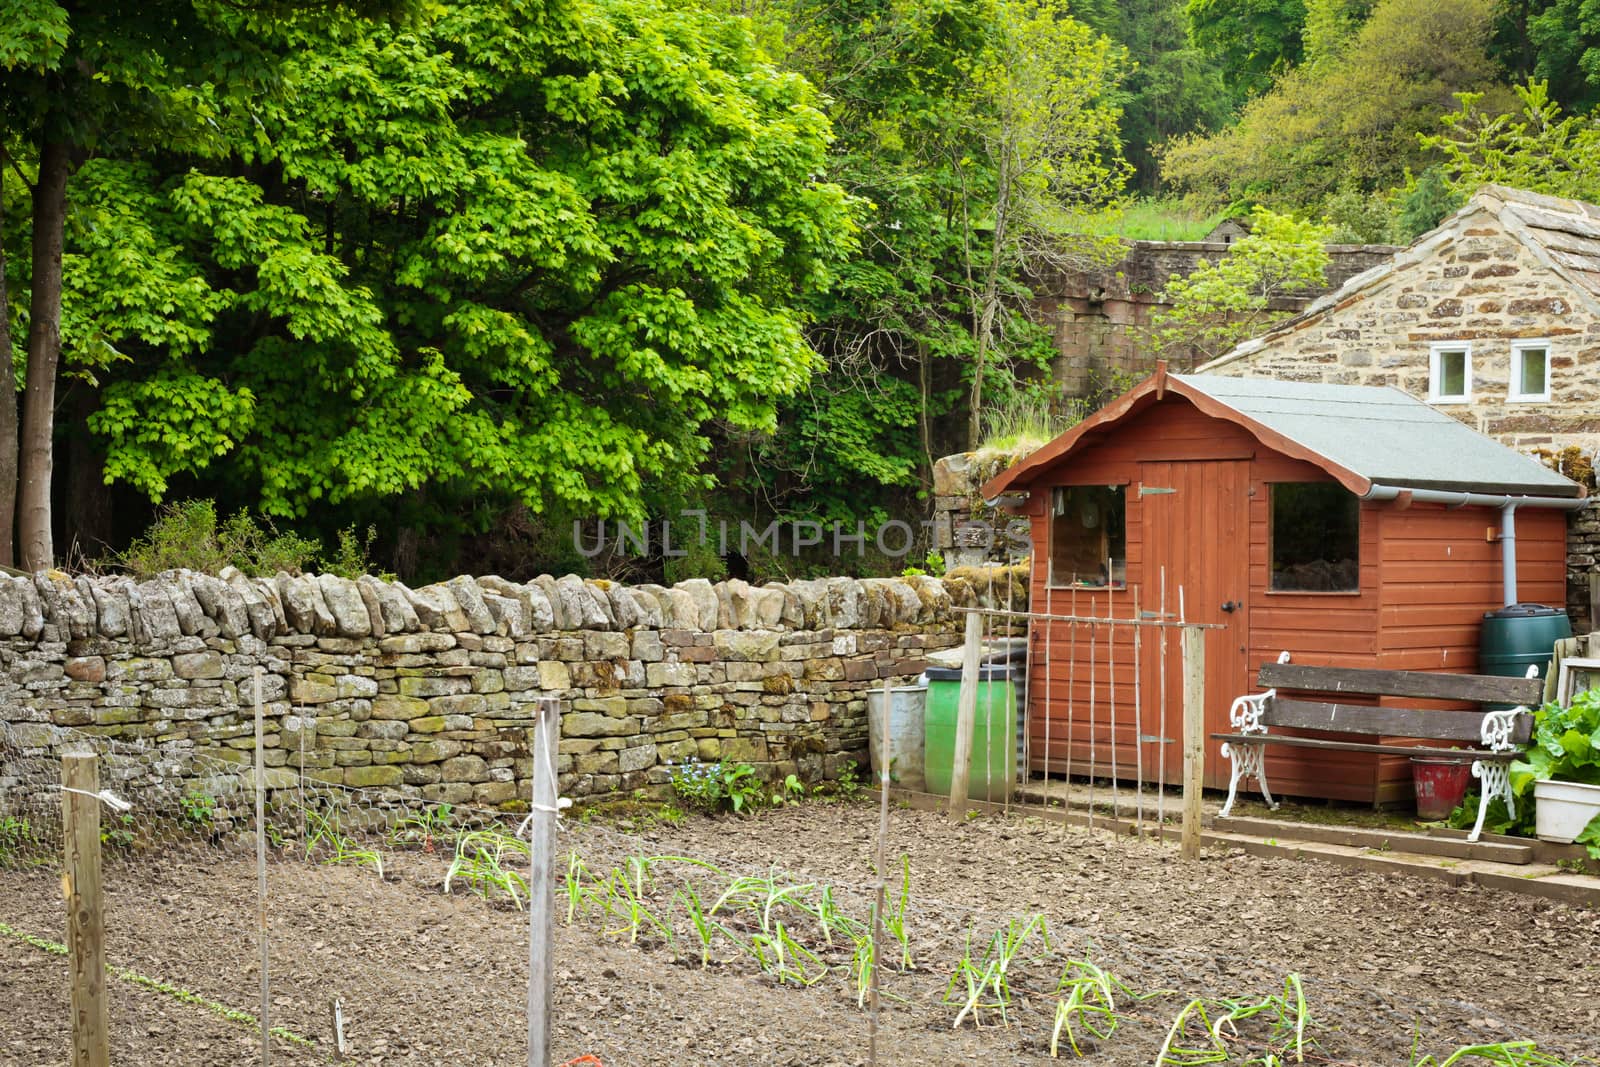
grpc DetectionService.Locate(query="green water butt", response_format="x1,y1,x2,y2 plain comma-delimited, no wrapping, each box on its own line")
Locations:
923,666,1016,802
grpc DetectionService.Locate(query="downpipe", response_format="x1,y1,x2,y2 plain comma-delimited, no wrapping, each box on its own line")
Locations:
1362,483,1589,607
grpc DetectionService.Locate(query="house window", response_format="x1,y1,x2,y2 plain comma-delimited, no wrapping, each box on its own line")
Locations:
1049,486,1125,588
1509,340,1551,402
1428,342,1472,403
1270,483,1359,592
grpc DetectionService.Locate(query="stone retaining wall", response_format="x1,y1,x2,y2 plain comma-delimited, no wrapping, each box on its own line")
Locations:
1037,240,1397,395
0,570,1023,808
1568,501,1600,634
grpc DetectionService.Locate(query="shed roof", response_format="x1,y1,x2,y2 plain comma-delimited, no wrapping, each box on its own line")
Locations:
981,367,1582,500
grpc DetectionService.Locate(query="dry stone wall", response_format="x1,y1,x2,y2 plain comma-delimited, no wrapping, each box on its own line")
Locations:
1036,240,1397,395
0,570,1021,807
1568,501,1600,634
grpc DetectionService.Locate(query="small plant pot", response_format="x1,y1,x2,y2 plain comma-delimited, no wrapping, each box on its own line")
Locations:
1533,779,1600,843
1410,756,1473,820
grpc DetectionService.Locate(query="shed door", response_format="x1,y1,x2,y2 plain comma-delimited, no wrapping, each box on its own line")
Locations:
1138,460,1250,787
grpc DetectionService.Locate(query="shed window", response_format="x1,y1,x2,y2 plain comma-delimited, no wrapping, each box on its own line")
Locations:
1428,343,1471,404
1509,340,1551,402
1270,483,1359,592
1049,486,1125,587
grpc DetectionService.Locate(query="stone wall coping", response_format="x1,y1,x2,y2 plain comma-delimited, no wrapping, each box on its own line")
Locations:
1,569,1016,647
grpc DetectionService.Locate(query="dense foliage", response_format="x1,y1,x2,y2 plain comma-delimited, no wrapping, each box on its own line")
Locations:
718,0,1127,536
3,0,855,573
1162,0,1507,210
5,0,1600,579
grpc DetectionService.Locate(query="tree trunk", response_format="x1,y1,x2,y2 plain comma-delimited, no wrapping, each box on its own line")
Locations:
18,138,71,572
0,163,19,568
916,338,934,488
966,164,1011,451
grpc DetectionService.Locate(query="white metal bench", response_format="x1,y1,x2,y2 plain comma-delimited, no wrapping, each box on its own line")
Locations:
1213,653,1541,842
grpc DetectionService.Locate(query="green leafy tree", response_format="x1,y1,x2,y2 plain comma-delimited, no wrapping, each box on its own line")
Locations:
1163,0,1506,211
1390,166,1466,242
1072,0,1233,193
1185,0,1307,99
748,0,1124,523
0,0,405,568
961,0,1128,448
1489,0,1600,114
1420,79,1600,204
47,0,853,558
1150,208,1333,364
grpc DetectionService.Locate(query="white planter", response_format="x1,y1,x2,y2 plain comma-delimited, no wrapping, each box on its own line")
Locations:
1533,779,1600,843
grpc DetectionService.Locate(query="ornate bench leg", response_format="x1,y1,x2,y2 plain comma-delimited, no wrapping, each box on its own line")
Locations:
1219,741,1275,817
1468,709,1524,843
1220,742,1244,817
1258,758,1278,812
1468,758,1512,843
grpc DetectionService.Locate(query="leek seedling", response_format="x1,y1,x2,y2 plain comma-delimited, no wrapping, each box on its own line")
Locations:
445,829,530,908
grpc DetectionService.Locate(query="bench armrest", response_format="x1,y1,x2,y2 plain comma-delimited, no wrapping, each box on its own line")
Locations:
1479,708,1526,753
1229,690,1275,735
1228,649,1289,737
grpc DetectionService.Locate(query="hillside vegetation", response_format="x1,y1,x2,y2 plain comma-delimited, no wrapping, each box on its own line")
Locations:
1,0,1593,580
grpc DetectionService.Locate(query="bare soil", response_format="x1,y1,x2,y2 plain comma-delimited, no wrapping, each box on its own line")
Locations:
3,802,1598,1066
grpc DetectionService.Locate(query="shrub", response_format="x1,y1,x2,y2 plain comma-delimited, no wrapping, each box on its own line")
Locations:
320,524,387,579
117,499,320,577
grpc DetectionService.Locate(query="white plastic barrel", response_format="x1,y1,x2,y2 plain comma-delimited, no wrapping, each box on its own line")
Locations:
866,684,928,792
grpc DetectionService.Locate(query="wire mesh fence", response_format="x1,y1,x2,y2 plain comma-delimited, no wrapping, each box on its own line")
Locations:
3,716,1595,1066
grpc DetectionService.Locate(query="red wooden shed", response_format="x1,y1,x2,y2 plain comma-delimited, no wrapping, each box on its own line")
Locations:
982,365,1586,805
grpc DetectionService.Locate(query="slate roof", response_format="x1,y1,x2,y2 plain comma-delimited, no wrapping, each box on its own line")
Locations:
1500,185,1600,299
1197,185,1600,373
981,368,1583,499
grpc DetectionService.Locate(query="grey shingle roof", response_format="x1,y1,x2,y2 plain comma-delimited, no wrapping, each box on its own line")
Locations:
1175,374,1581,497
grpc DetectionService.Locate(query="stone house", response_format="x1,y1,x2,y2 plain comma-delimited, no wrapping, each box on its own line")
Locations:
1197,184,1600,465
1196,185,1600,630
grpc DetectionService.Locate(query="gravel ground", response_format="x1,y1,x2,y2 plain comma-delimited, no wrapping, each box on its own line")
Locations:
2,802,1597,1066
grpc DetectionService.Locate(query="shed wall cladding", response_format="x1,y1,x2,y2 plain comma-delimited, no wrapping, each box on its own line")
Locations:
1022,398,1384,790
1209,207,1600,458
1020,395,1569,803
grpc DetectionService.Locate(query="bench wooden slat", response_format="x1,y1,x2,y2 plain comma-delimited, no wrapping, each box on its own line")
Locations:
1210,734,1517,760
1262,699,1534,744
1257,663,1543,705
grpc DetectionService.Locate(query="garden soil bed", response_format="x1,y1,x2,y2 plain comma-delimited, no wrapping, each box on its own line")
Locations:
3,802,1598,1065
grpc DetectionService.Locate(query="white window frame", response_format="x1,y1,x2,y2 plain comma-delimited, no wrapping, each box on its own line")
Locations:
1427,342,1473,404
1508,339,1553,403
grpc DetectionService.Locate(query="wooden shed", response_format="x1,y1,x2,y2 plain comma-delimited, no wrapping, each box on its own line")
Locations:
982,365,1586,805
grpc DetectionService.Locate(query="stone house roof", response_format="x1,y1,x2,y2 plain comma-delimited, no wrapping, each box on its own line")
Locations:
1197,185,1600,373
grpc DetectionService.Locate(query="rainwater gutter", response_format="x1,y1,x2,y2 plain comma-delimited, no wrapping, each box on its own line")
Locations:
1361,483,1589,606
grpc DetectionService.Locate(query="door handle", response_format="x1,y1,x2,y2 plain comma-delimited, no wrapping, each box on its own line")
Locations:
1220,600,1239,613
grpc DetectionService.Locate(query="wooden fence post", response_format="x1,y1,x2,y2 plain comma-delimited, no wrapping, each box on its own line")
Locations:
947,610,985,818
1180,626,1206,861
254,669,270,1067
63,751,109,1067
868,676,891,1065
528,697,560,1067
